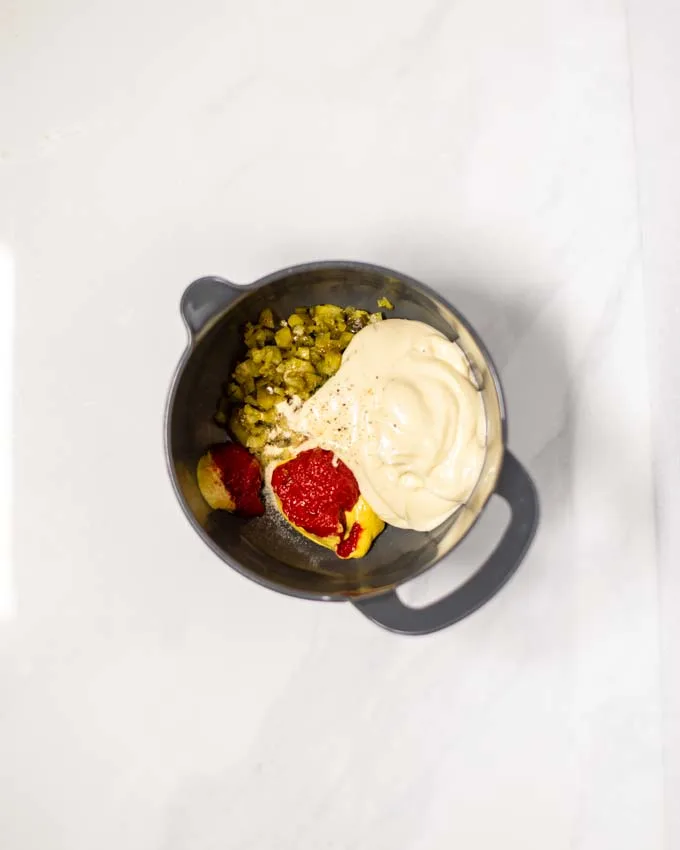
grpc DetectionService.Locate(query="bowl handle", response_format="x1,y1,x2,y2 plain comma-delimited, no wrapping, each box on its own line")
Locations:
352,451,539,635
180,276,250,337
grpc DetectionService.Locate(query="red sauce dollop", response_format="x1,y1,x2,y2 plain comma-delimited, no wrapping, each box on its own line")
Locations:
211,443,264,517
271,449,361,551
336,522,363,558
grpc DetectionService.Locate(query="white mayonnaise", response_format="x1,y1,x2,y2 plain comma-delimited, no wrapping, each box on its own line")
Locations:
281,319,487,532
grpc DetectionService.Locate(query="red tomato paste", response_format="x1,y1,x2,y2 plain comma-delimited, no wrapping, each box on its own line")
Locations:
271,448,363,555
211,443,264,517
336,521,363,558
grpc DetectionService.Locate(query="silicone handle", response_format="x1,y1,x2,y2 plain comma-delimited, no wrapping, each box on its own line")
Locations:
352,451,538,635
180,276,248,337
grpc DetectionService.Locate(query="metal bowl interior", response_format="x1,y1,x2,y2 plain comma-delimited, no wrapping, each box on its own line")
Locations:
167,263,506,599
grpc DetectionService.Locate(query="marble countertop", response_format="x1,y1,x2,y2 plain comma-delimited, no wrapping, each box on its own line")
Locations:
1,1,678,848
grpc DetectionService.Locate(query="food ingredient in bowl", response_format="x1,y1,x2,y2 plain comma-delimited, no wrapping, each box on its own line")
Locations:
283,319,486,532
377,296,394,310
196,443,265,517
217,304,384,457
270,448,385,559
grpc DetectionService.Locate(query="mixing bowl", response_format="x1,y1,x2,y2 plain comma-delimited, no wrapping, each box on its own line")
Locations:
165,261,538,634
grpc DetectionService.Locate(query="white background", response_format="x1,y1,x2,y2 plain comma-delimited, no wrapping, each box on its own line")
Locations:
1,1,679,848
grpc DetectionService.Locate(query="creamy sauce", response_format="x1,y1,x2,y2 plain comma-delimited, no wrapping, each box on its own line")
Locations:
278,319,486,532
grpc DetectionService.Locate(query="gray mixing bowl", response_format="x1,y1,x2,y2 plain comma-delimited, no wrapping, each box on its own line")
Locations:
165,261,538,634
